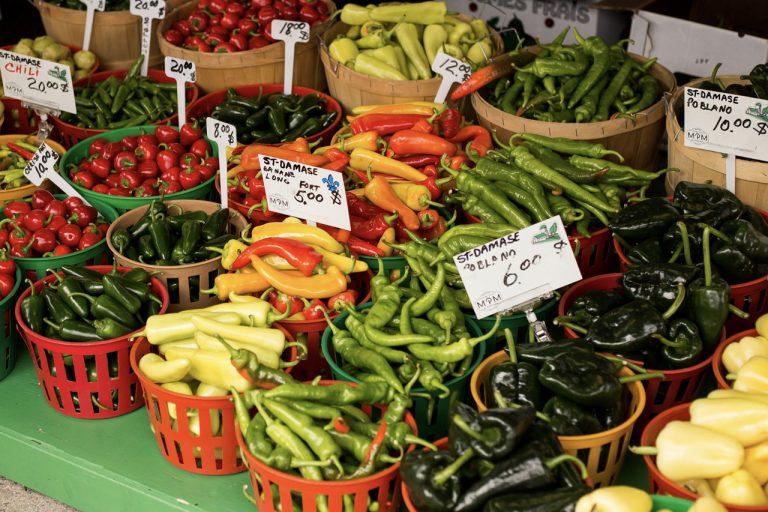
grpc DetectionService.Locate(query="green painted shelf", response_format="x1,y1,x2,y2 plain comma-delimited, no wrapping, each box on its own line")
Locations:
0,351,650,512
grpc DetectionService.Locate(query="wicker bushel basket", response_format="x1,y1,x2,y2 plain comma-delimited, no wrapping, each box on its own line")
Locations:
472,49,676,171
106,200,248,312
157,0,334,94
320,17,503,113
665,75,768,210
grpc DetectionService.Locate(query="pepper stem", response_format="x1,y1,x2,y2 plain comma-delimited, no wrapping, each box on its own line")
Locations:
602,355,648,374
493,388,509,408
702,226,713,287
651,333,685,348
676,222,693,266
668,242,682,263
662,283,686,320
504,328,517,364
404,364,421,395
432,448,475,487
266,304,291,324
405,434,438,451
467,315,502,348
619,372,665,383
555,320,587,335
728,304,750,319
546,454,589,480
451,414,484,442
241,485,258,507
629,446,658,456
726,373,737,380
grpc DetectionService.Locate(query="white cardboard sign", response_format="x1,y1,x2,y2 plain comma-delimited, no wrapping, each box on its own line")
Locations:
164,56,196,128
0,50,76,114
24,142,88,203
80,0,106,51
454,216,581,319
431,51,472,104
271,20,310,95
130,0,166,77
206,117,237,209
259,155,350,231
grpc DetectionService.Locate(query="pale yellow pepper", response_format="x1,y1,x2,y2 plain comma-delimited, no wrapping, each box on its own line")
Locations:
690,397,768,446
708,389,768,404
732,356,768,394
755,313,768,338
723,335,768,373
312,245,369,274
144,311,241,345
164,347,253,393
715,469,768,506
688,497,728,512
160,381,193,419
744,440,768,485
194,331,283,370
139,353,190,384
190,314,286,353
158,339,198,356
575,486,652,512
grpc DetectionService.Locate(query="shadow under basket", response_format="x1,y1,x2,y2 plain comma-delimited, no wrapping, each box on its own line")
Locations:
16,266,169,419
238,381,416,512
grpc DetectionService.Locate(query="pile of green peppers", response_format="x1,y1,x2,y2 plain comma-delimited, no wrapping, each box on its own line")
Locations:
611,181,768,284
486,27,662,122
20,266,162,342
401,398,589,511
110,200,235,266
488,333,660,437
59,57,181,130
207,89,337,145
44,0,128,10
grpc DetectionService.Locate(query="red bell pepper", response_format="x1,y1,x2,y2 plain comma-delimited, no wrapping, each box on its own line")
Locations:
230,237,323,276
449,126,492,157
349,114,428,136
389,130,457,157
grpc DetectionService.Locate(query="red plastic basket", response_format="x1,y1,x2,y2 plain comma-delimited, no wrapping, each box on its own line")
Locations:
51,69,200,147
641,403,768,512
559,273,718,421
712,328,756,390
464,213,616,279
401,438,449,512
0,44,99,135
130,326,298,475
238,380,417,512
187,84,342,146
15,266,169,419
277,271,372,381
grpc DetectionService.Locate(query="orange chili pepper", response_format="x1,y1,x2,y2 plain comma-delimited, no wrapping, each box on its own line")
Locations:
351,102,443,115
389,130,457,157
364,176,420,231
449,125,492,157
280,137,310,153
250,255,348,299
377,227,396,256
241,145,330,170
410,118,434,133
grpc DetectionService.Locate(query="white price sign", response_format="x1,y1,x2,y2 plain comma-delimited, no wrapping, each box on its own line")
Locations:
431,51,472,104
206,117,237,209
455,216,581,319
79,0,106,51
271,20,310,95
259,155,350,230
164,56,196,128
24,142,89,202
683,87,768,191
0,50,76,114
130,0,166,77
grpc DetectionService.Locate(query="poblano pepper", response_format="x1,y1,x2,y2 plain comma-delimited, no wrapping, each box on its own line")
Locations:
653,318,704,368
608,197,680,241
400,449,475,512
543,396,603,435
489,328,544,409
674,180,743,226
451,404,535,461
621,263,699,311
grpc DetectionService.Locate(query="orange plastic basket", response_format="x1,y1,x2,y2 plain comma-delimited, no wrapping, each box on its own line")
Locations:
130,327,297,475
559,272,718,421
712,328,756,390
471,350,646,487
401,437,449,512
237,380,417,512
15,266,169,419
641,403,768,512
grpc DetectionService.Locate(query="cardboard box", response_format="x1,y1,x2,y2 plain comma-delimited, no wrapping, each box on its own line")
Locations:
447,0,628,46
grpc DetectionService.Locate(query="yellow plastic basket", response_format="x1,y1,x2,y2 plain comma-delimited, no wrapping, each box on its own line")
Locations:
0,135,65,201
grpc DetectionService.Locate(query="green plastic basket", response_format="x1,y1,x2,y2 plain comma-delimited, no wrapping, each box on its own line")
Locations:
4,194,119,281
467,297,558,353
359,255,407,275
652,495,693,511
321,305,486,440
58,125,216,213
0,267,22,381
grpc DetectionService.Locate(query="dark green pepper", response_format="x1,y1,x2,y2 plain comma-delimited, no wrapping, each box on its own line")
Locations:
488,329,544,409
202,208,229,241
20,280,44,333
110,228,131,254
400,449,473,512
165,211,207,231
56,277,90,319
674,181,743,226
43,287,75,324
93,318,133,339
515,340,595,367
654,318,704,369
148,215,172,261
102,274,142,314
608,197,680,241
724,218,768,262
137,234,155,262
267,106,286,135
688,226,731,350
44,318,102,342
543,396,603,435
621,263,699,311
129,200,165,237
627,237,664,265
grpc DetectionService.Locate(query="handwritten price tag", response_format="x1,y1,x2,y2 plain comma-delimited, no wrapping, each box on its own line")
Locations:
432,51,472,103
206,117,237,209
0,50,76,114
130,0,166,77
80,0,106,51
164,56,195,128
24,142,89,202
271,19,310,95
454,216,581,319
259,155,350,230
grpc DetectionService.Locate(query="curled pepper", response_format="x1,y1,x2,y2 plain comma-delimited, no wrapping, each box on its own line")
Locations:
349,148,427,182
449,125,492,157
364,176,420,231
250,255,347,299
230,237,323,276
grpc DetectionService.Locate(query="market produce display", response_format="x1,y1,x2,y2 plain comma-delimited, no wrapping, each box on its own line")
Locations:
43,0,128,11
575,487,724,512
65,122,215,197
1,192,110,257
207,89,338,144
331,1,493,80
162,0,331,52
110,200,234,265
0,137,48,190
455,28,661,122
7,36,97,80
58,57,190,130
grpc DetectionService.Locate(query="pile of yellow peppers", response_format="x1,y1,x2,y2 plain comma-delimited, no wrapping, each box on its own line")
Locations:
575,486,727,512
722,314,768,393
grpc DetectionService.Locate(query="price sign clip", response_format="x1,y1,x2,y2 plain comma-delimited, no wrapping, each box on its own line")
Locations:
206,117,237,209
24,142,90,204
431,51,472,104
271,20,310,95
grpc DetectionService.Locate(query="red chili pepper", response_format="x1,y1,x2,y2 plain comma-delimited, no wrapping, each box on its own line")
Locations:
30,190,54,210
396,155,440,168
0,249,15,275
421,176,450,201
69,205,97,227
450,53,517,101
417,209,439,229
180,122,204,147
178,166,203,190
20,210,48,232
248,175,266,200
389,130,457,157
57,223,82,247
231,237,323,276
78,230,102,251
437,108,461,139
328,290,358,311
393,218,410,243
324,148,348,162
316,225,351,244
448,154,470,170
44,200,67,218
350,212,397,241
155,126,179,145
410,118,434,134
7,142,35,160
31,228,57,254
322,158,349,173
51,245,72,256
347,192,386,218
302,298,326,320
421,214,448,241
0,273,14,298
349,114,428,136
449,126,492,157
361,420,387,466
346,234,384,257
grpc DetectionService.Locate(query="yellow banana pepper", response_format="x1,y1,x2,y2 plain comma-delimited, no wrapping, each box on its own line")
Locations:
390,182,432,211
631,421,744,481
217,239,248,270
731,356,768,394
250,255,348,299
575,486,652,512
190,314,286,354
248,223,344,253
206,272,271,301
378,227,396,256
194,331,283,370
755,313,768,338
139,353,191,384
160,381,193,419
350,102,444,116
195,383,228,397
315,131,378,154
158,339,198,356
312,245,368,273
188,408,221,437
715,469,768,506
198,299,280,326
164,347,253,393
350,148,427,182
228,292,259,303
688,497,728,512
690,397,768,446
144,312,242,345
723,335,768,373
708,389,768,404
744,440,768,485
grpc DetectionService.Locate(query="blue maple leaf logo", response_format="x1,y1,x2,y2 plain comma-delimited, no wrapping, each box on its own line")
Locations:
322,175,339,192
